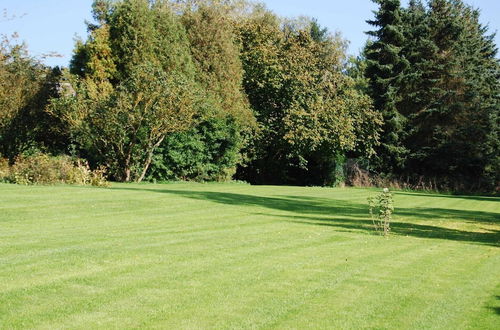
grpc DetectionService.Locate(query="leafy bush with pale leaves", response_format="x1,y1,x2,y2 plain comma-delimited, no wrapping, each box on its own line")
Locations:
1,153,109,187
0,158,9,182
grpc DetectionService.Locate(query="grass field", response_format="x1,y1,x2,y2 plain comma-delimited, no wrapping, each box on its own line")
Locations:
1,182,499,329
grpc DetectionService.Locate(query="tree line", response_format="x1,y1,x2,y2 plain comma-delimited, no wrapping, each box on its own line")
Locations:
0,0,498,191
364,0,499,191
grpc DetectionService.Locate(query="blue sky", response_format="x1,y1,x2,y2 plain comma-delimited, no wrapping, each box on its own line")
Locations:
1,0,499,67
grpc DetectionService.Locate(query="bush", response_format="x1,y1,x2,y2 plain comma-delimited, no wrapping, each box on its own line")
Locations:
3,153,109,186
148,117,243,182
0,158,10,182
88,166,109,187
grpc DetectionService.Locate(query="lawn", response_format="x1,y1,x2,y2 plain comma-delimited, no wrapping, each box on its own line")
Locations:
1,182,499,329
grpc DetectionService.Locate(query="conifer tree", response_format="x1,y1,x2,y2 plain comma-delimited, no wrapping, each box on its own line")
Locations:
398,0,440,174
417,0,499,187
366,0,499,190
364,0,409,173
399,0,499,188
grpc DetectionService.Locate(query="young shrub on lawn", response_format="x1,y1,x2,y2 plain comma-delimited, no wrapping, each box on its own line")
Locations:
368,188,394,236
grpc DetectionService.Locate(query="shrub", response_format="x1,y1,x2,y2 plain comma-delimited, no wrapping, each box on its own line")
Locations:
6,153,109,186
368,188,394,236
0,158,10,182
89,166,109,187
148,117,243,182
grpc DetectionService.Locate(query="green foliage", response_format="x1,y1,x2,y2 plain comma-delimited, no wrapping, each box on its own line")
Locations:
0,36,66,159
180,1,255,128
144,1,257,183
148,117,243,182
2,153,109,186
364,0,499,191
346,55,371,93
0,157,9,182
53,0,201,182
108,0,196,81
52,63,200,182
2,0,497,191
301,150,347,187
368,188,394,235
237,10,381,185
364,0,409,173
404,0,500,190
310,18,329,42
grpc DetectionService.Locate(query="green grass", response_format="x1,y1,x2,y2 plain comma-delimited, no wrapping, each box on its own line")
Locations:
1,182,499,329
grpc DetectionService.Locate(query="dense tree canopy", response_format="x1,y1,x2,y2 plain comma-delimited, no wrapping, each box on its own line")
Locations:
146,0,256,182
0,0,497,191
364,0,499,190
52,0,201,182
237,10,381,185
0,35,65,159
364,0,409,173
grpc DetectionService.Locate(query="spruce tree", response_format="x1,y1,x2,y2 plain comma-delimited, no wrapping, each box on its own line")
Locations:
425,0,499,188
364,0,409,173
398,0,441,175
401,0,499,189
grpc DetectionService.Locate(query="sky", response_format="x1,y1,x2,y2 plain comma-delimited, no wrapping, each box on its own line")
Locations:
1,0,499,67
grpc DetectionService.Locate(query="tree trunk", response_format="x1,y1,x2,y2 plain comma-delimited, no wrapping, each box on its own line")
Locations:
137,136,165,183
124,167,131,182
124,152,132,182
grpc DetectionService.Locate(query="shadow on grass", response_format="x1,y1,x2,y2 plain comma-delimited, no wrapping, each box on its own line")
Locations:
396,207,500,224
281,215,500,246
488,296,500,315
111,187,500,247
396,191,500,202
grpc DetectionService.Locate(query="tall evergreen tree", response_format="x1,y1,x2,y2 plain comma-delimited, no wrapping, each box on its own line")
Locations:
364,0,409,173
418,0,499,188
367,0,499,190
400,0,499,189
398,0,441,175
